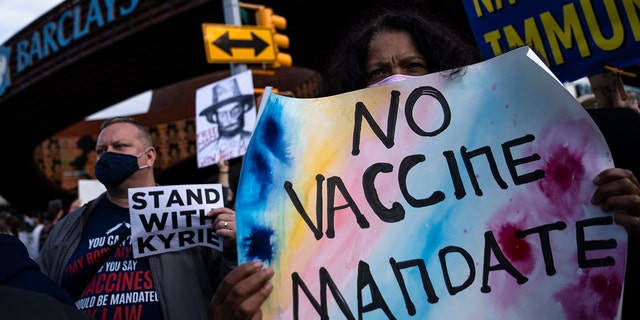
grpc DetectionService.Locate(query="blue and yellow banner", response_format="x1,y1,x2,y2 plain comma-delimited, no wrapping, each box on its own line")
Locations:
462,0,640,82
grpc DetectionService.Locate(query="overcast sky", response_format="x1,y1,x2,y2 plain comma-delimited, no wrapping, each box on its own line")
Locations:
0,0,62,44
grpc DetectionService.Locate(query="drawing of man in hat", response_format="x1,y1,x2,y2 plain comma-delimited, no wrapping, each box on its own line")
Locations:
197,75,256,168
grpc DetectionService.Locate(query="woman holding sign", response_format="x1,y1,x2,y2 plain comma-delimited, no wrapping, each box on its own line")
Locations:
319,4,640,319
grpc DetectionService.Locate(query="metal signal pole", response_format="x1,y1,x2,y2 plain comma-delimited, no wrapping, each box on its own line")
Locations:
222,0,248,75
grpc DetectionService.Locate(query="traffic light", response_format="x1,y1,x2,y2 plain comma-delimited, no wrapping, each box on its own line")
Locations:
255,7,292,68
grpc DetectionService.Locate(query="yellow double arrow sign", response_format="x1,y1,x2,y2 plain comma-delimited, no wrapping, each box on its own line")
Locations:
202,24,277,63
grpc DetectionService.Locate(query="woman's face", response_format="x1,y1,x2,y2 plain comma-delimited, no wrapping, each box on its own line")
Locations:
365,30,429,86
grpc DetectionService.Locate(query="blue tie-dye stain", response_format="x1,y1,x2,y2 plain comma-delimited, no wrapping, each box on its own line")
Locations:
246,150,272,199
260,113,289,163
241,103,293,201
242,225,276,263
415,210,450,259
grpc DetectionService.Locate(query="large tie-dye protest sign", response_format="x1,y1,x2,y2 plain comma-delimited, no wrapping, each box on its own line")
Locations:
235,47,627,319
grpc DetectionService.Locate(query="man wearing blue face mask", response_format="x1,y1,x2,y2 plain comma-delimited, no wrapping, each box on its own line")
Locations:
37,116,274,320
93,146,151,187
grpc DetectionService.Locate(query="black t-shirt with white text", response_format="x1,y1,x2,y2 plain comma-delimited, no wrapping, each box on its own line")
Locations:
61,197,162,320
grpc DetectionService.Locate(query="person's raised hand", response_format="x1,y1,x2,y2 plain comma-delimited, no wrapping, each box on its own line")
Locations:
209,261,274,320
610,84,639,113
592,167,640,236
218,158,230,172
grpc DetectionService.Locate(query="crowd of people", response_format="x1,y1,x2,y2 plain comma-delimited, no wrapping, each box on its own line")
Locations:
1,2,640,319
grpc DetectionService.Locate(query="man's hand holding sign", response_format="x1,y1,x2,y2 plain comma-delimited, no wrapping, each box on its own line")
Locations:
235,47,628,319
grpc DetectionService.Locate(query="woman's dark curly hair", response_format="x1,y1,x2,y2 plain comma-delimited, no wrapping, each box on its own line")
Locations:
318,6,482,96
